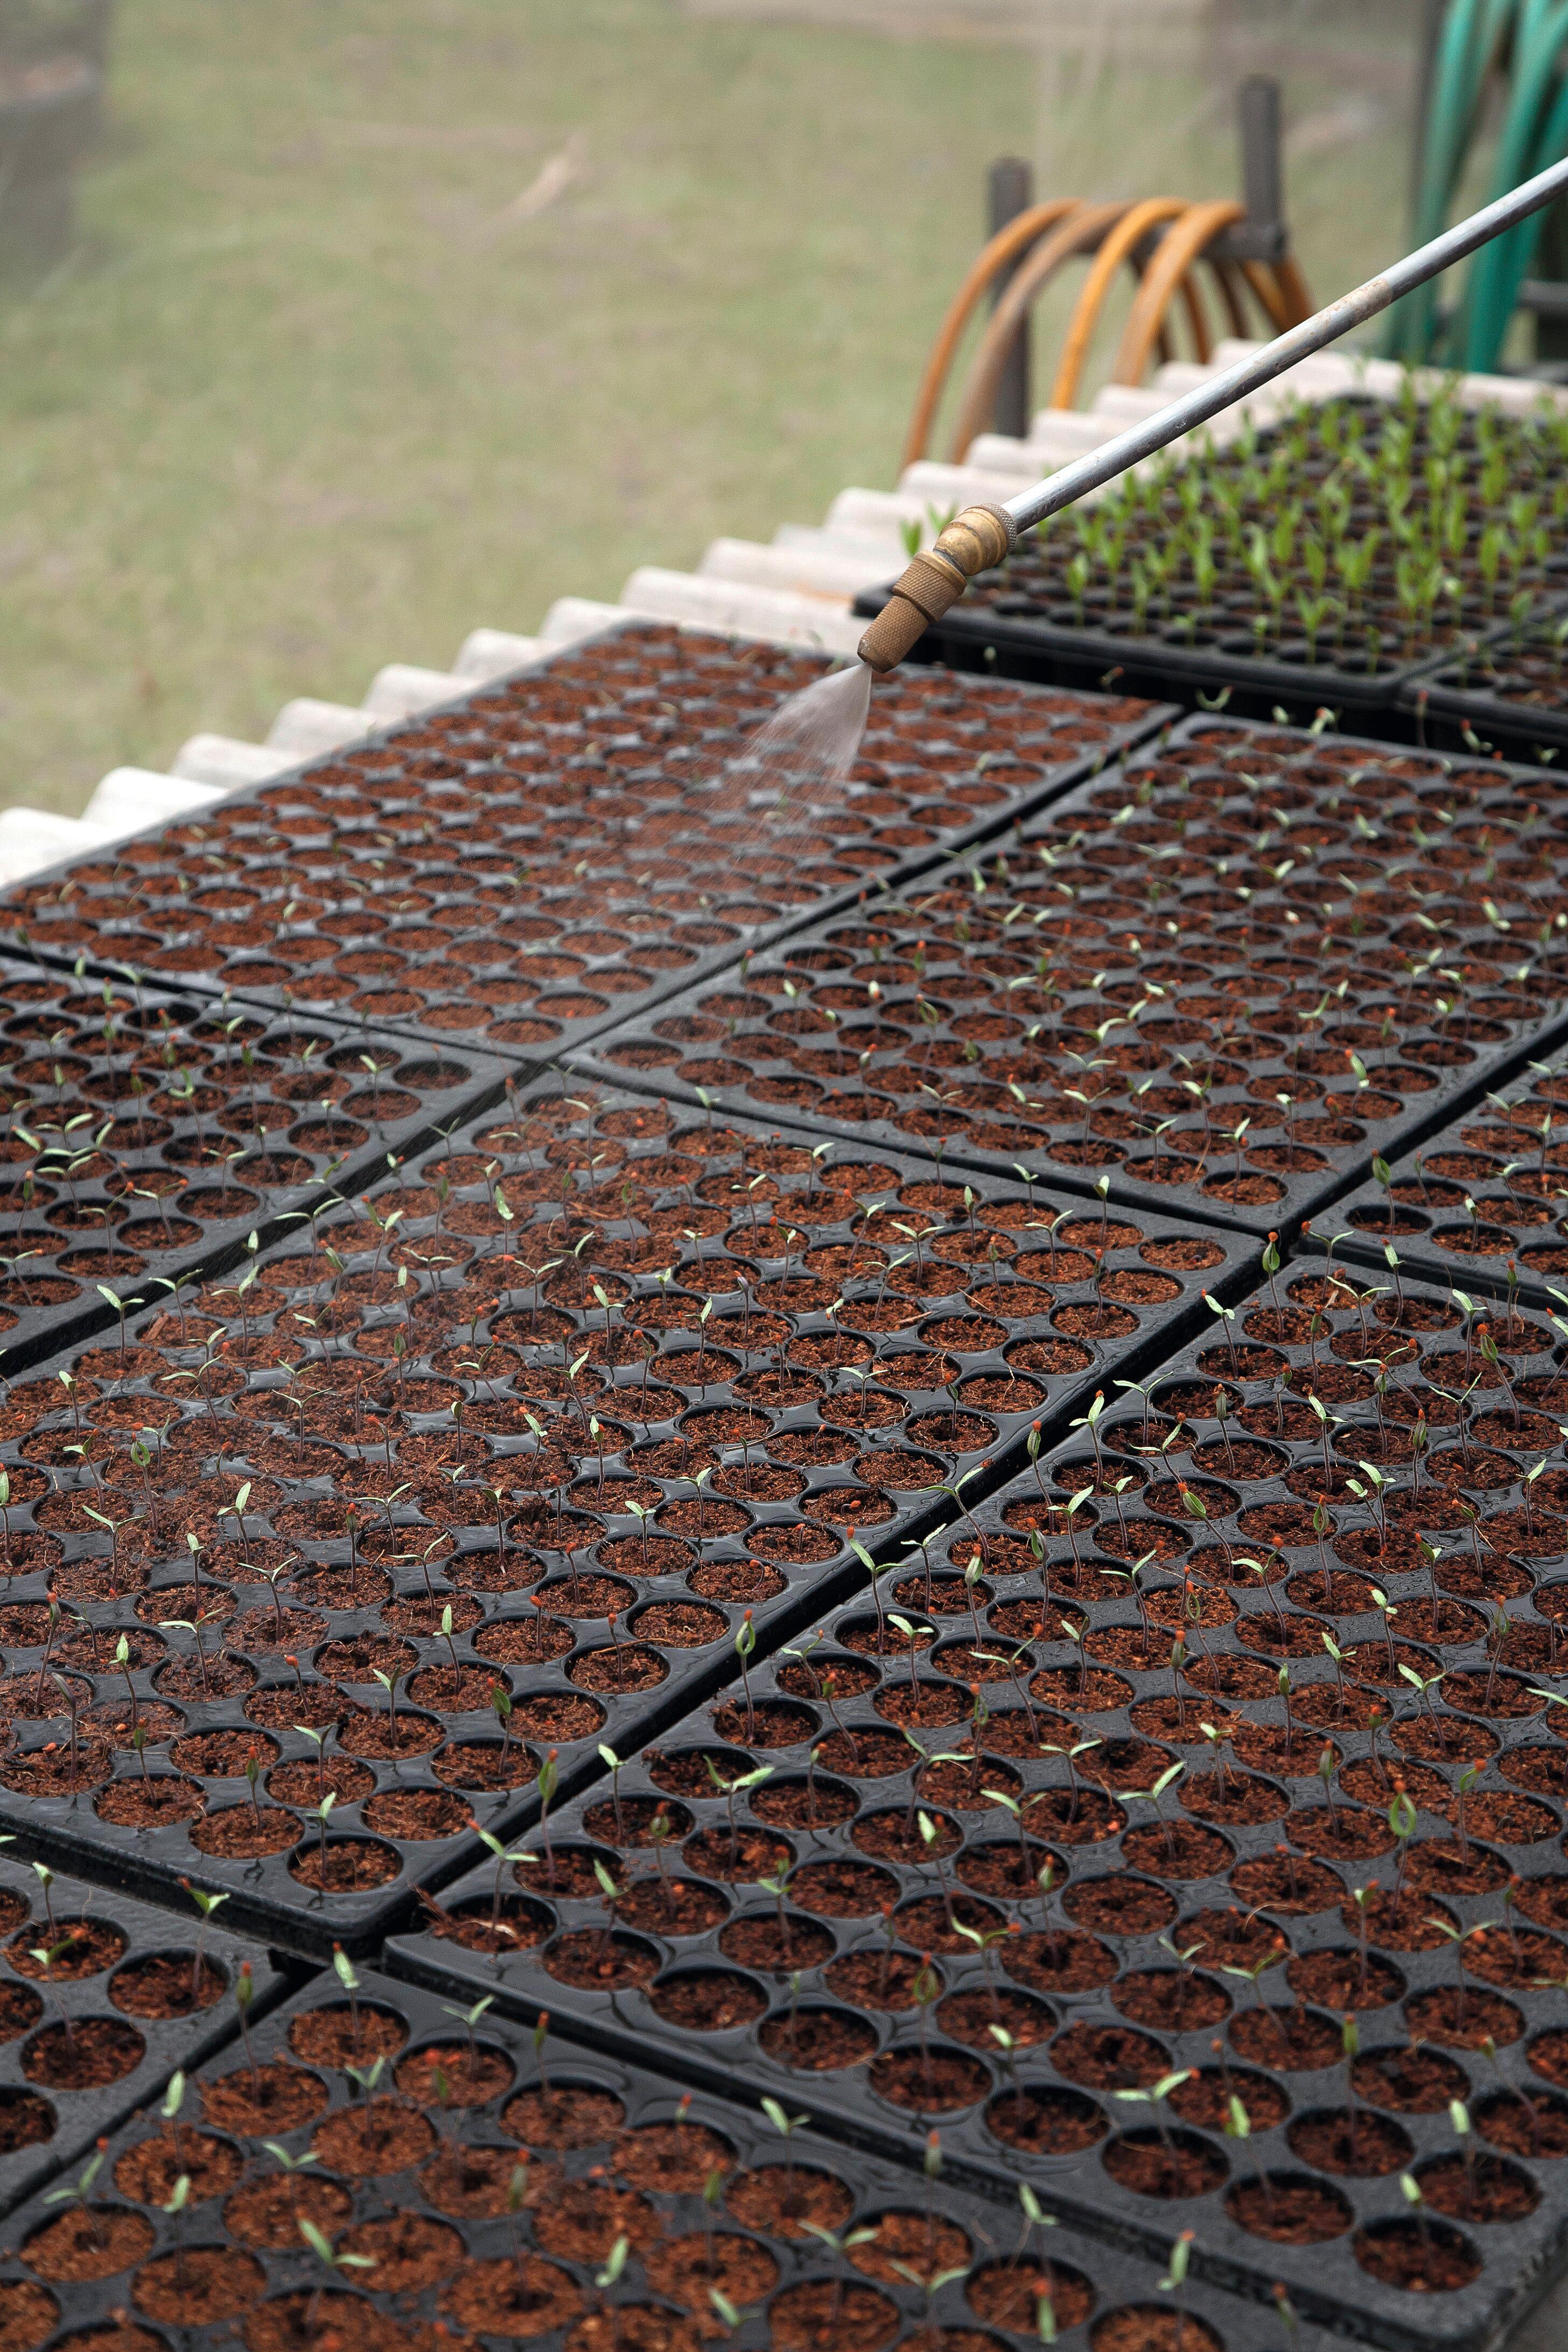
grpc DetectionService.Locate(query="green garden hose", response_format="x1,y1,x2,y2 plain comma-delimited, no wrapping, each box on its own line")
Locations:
1384,0,1568,370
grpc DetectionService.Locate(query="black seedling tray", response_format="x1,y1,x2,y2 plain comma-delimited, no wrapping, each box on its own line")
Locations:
869,584,1460,739
387,1262,1568,2352
0,622,1172,1069
0,955,507,1378
0,1074,1254,1963
0,1846,285,2221
1323,1042,1568,1312
567,710,1568,1242
0,1962,1288,2352
1399,614,1568,767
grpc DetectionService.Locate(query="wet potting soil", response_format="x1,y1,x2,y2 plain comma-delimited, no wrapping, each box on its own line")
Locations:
0,955,508,1378
386,1262,1568,2350
0,1073,1253,1961
0,1961,1288,2352
566,710,1568,1241
0,625,1170,1069
1328,1039,1568,1311
0,1848,284,2221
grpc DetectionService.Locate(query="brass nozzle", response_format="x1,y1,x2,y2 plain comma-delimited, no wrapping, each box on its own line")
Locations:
857,502,1015,674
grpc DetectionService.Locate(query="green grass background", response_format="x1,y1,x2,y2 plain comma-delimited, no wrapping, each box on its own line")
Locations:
0,0,1422,814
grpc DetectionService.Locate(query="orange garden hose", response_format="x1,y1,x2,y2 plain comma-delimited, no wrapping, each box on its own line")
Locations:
1269,252,1314,330
1049,195,1192,409
900,198,1082,472
1111,199,1247,384
944,201,1137,464
1209,254,1254,340
906,194,1314,466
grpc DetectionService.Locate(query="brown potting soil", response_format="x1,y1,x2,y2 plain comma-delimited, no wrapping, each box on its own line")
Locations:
0,1986,42,2044
200,2060,328,2135
20,2018,144,2091
1476,2085,1568,2157
0,2280,55,2352
106,1952,225,2018
113,2126,243,2206
1223,2172,1353,2242
4,1922,123,1982
286,2002,409,2068
1416,2150,1539,2223
864,2044,989,2109
1352,2043,1471,2113
22,2208,154,2283
131,2244,268,2325
0,2089,52,2153
1101,2129,1228,2198
1354,2215,1482,2291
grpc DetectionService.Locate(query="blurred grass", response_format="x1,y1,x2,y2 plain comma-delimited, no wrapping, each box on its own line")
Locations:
0,0,1041,813
0,0,1418,815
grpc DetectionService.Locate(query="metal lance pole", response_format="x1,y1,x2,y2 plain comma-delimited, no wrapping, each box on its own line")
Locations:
858,148,1568,674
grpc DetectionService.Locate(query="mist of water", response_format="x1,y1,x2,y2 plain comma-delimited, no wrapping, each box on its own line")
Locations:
697,659,875,891
744,656,873,782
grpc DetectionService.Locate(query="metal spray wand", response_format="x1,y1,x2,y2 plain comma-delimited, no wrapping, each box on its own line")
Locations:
858,150,1568,675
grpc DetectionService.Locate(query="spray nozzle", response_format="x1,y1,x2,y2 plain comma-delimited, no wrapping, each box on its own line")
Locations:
857,503,1016,673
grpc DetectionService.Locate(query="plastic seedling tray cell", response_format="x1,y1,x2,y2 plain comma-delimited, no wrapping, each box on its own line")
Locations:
856,390,1568,734
387,1263,1568,2352
0,1962,1290,2352
0,955,508,1380
0,623,1172,1068
0,1074,1255,1964
568,710,1568,1243
0,1848,284,2221
1325,1042,1568,1312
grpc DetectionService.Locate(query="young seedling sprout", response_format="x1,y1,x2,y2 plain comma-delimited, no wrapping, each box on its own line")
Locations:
705,2285,763,2342
476,1829,537,1940
760,2094,809,2199
1123,1760,1186,1869
298,2216,375,2331
235,1958,262,2097
1399,2169,1434,2258
178,1879,228,2013
799,2216,880,2333
41,2141,109,2251
699,2158,725,2277
326,1945,368,2053
260,2137,320,2223
439,1992,495,2092
536,1747,561,1888
1158,2229,1196,2352
162,2172,193,2292
1111,2069,1194,2192
1426,1912,1499,2034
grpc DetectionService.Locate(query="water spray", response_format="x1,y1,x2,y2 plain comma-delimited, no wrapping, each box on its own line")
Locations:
857,150,1568,676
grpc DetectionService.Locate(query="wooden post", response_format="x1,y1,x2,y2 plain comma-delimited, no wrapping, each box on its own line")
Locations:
987,157,1034,439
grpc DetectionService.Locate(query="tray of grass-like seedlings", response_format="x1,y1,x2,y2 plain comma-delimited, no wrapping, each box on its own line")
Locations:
857,384,1568,736
1400,602,1568,766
